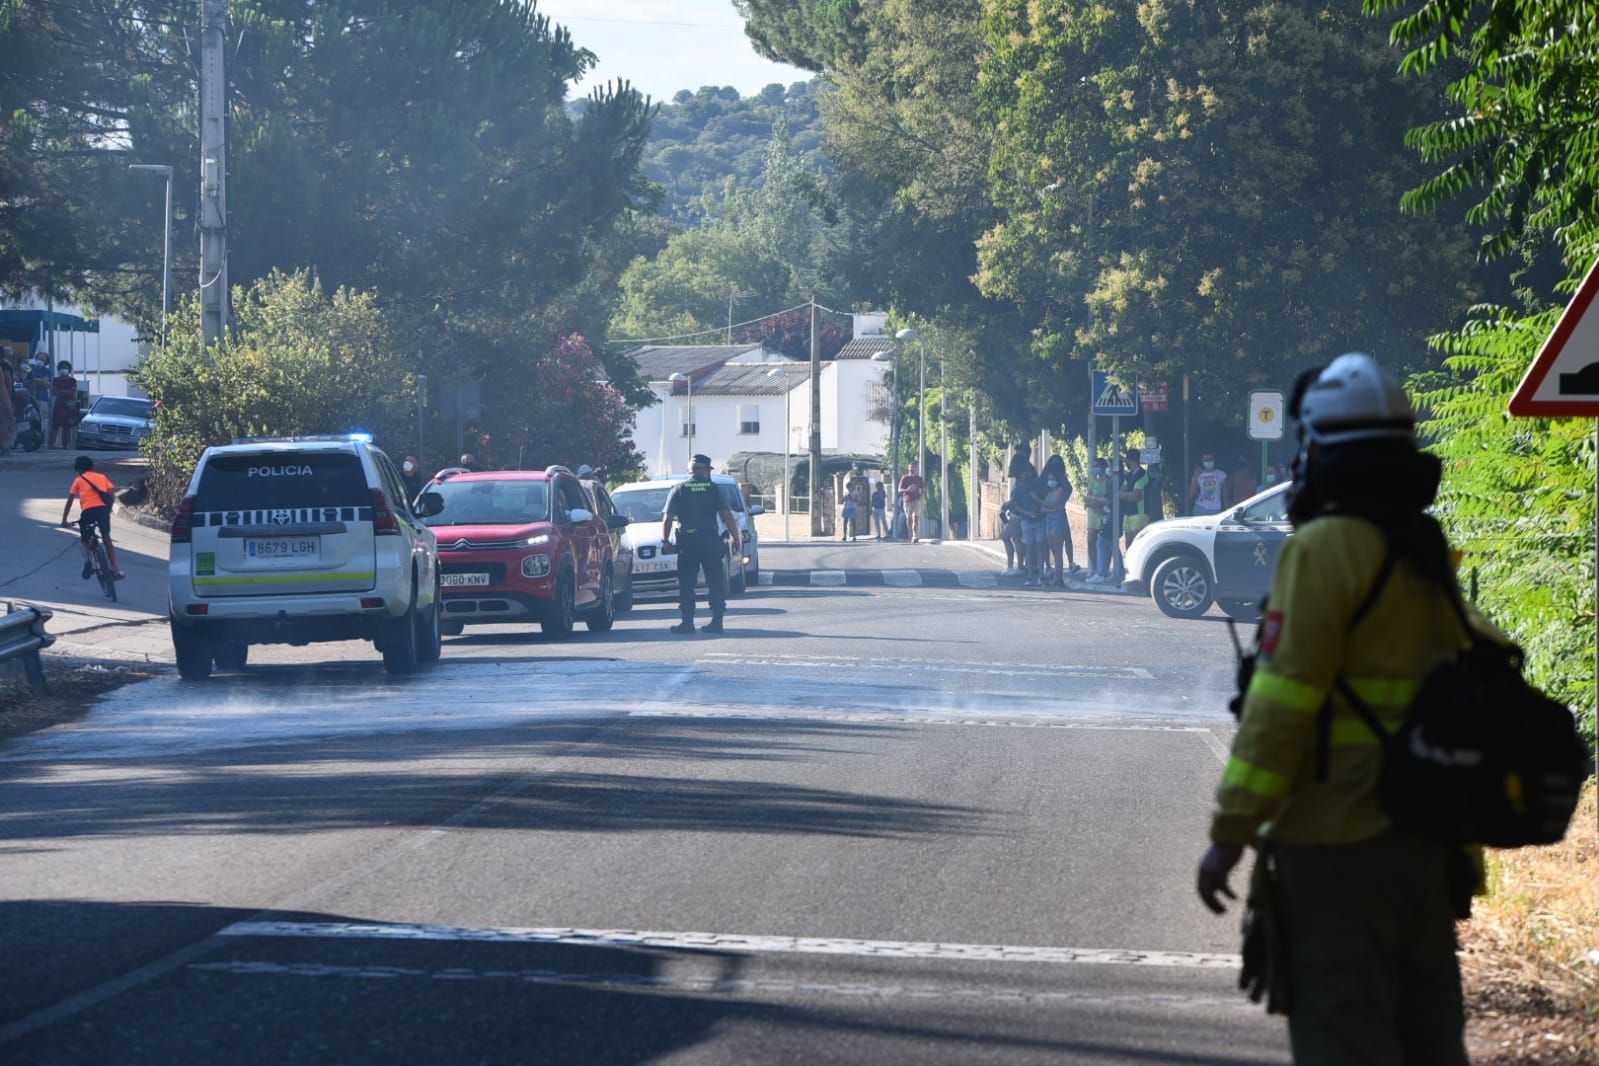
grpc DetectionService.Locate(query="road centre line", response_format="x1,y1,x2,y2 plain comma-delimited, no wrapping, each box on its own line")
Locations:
810,570,847,586
220,920,1240,970
188,959,1249,1010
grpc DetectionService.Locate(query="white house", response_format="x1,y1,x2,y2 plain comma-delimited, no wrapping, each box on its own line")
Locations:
623,320,897,482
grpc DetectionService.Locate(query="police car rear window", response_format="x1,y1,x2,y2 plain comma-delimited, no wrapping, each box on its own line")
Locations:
196,453,370,511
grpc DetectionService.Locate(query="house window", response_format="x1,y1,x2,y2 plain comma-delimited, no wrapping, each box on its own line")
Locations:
680,405,696,437
738,404,760,435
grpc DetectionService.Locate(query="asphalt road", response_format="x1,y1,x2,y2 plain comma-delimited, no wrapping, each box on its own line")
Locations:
0,455,1286,1064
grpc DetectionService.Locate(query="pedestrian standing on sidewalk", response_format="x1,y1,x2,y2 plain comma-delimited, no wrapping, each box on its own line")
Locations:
840,484,858,541
1083,458,1111,582
899,462,926,542
1231,457,1259,506
1120,449,1156,549
49,360,79,450
1040,454,1076,585
870,481,888,539
1190,453,1228,516
1009,454,1044,585
999,501,1022,576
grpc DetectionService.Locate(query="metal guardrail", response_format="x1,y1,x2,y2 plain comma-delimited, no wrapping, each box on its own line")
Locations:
0,602,55,693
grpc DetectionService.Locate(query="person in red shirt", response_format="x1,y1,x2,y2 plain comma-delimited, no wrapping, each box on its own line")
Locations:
898,461,926,542
61,455,124,579
49,360,79,449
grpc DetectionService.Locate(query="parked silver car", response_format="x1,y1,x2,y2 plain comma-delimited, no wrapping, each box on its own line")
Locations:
76,396,156,450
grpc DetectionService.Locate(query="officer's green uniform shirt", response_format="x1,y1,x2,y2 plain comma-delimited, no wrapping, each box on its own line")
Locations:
665,479,722,535
1210,515,1497,847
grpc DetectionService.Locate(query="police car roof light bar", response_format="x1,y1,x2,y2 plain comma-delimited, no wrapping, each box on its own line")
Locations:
229,433,373,445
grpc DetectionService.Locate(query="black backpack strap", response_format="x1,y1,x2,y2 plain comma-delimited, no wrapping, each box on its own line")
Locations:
1315,550,1398,780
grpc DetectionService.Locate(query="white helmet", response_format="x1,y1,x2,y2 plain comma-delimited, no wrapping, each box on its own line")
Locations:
1293,353,1414,446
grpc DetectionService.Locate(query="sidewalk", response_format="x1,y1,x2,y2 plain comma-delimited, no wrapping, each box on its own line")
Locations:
936,537,1135,596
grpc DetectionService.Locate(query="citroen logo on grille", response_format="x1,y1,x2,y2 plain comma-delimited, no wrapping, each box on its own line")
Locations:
452,538,471,550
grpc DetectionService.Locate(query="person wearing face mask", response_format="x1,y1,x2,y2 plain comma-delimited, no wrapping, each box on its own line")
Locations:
1039,454,1076,586
400,455,423,500
1263,463,1283,488
1190,452,1228,516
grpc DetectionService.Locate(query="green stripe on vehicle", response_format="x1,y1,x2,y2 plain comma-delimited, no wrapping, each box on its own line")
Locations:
193,572,375,586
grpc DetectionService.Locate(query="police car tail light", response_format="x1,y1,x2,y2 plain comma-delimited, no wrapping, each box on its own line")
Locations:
171,495,196,544
370,488,400,535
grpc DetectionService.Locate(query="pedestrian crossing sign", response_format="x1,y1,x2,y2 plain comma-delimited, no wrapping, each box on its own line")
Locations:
1091,371,1139,416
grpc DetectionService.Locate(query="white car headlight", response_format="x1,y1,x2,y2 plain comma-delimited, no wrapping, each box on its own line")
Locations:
524,534,550,547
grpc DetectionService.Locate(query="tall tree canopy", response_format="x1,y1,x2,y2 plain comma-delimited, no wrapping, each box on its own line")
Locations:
976,0,1480,418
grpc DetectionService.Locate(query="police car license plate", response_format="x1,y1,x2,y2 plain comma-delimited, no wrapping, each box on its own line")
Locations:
246,537,319,560
635,558,675,574
442,572,491,588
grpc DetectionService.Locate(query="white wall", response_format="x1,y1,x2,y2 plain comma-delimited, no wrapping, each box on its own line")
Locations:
633,386,804,482
820,361,892,455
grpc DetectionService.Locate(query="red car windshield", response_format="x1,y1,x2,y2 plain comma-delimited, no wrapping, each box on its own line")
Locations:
423,479,550,526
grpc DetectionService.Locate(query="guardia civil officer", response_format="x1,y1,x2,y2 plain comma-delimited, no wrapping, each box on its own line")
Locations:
1196,353,1485,1065
662,453,741,634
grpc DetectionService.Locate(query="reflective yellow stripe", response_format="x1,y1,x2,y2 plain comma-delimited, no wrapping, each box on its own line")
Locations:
1330,718,1387,745
193,571,375,586
1223,757,1290,798
1344,677,1420,707
1247,670,1324,712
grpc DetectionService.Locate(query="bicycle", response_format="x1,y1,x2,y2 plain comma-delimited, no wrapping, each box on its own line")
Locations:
81,523,118,603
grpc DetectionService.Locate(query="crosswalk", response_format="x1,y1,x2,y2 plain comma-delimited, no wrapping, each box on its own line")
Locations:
758,568,1000,589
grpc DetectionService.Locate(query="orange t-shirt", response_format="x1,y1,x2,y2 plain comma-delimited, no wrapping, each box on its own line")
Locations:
70,471,113,511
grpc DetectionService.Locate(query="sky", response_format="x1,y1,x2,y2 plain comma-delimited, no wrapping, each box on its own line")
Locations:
537,0,811,104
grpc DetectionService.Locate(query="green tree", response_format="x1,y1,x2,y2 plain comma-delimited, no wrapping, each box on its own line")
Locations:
136,271,415,510
1368,0,1599,738
975,0,1480,421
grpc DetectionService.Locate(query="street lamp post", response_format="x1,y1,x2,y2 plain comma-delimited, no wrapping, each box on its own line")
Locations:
668,372,692,473
128,164,174,346
767,366,794,541
872,348,900,539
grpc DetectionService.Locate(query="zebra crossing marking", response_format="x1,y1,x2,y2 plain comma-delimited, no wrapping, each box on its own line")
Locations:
881,569,922,587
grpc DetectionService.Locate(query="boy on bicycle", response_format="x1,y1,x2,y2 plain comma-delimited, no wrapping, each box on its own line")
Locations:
60,455,124,579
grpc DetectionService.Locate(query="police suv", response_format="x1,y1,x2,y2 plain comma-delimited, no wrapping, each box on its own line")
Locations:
1121,482,1292,621
168,435,442,679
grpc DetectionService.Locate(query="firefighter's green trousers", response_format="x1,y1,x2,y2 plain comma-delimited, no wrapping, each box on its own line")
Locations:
1274,827,1468,1066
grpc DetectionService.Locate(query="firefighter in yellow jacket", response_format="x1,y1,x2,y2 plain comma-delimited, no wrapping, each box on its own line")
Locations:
1196,353,1477,1065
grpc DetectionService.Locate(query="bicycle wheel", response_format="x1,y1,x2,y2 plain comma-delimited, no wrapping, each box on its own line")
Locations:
94,541,117,602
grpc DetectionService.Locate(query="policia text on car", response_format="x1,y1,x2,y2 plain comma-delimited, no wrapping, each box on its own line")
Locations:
661,454,741,635
1195,353,1583,1066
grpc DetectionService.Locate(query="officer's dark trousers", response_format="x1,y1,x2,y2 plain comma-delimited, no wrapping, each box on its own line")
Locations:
1275,828,1467,1066
676,534,726,623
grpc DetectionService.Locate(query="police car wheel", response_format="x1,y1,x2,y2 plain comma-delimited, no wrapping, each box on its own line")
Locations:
172,622,214,681
381,598,421,675
418,581,443,663
1218,598,1263,623
1151,555,1214,619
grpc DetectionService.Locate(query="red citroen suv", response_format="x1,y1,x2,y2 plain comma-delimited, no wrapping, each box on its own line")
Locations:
419,468,626,639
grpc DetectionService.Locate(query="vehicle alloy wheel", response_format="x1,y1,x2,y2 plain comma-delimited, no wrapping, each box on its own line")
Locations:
1151,555,1215,619
585,569,616,632
542,568,576,639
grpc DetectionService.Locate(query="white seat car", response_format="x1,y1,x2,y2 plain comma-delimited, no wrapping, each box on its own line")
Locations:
168,435,442,678
1122,482,1292,620
610,475,759,598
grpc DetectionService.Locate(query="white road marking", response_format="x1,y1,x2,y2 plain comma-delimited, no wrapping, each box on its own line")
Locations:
758,570,774,585
629,708,1218,733
956,571,998,589
188,959,1248,1009
220,920,1239,970
810,570,847,586
1196,729,1231,765
881,569,922,587
698,651,1156,681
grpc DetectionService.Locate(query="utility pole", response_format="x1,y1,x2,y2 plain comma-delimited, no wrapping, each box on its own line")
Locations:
198,0,230,346
968,398,978,540
809,297,823,535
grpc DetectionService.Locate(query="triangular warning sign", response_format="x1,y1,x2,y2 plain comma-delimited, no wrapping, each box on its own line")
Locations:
1510,255,1599,416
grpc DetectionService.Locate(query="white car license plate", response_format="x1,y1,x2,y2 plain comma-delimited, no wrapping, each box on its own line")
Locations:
245,537,319,560
442,572,492,588
635,558,676,574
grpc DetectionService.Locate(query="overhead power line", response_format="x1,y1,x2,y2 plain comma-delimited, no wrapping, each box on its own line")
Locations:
609,300,840,346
